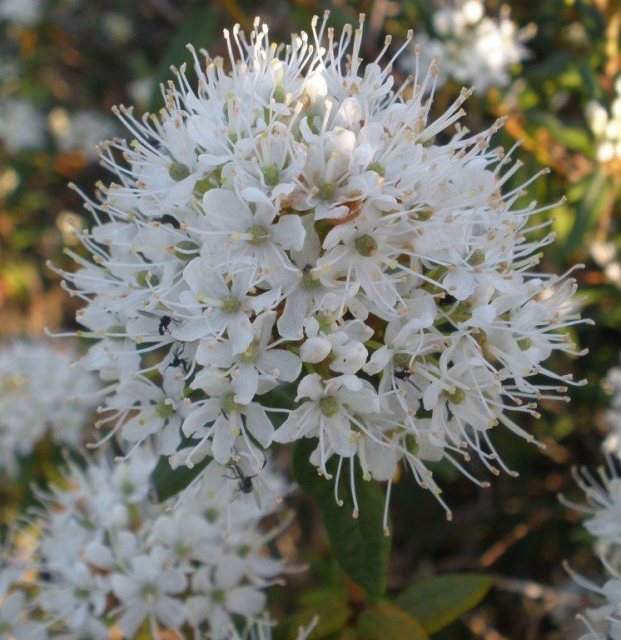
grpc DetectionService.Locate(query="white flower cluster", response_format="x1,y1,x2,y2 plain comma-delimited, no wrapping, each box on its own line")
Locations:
586,76,621,164
603,355,621,457
56,13,585,526
0,0,42,27
564,461,621,639
49,108,118,161
403,0,533,93
0,98,47,153
0,339,100,475
0,450,289,639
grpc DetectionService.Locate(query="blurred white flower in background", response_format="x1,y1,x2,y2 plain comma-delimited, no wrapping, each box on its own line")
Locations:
0,0,43,27
49,108,118,161
603,356,621,458
404,0,533,93
565,460,621,640
0,98,46,153
586,76,621,164
0,449,290,639
0,339,100,475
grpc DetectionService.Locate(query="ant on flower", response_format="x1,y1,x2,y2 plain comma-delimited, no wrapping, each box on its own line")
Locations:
225,455,268,508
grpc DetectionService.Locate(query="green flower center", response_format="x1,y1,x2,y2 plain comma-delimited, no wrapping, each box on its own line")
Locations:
262,164,280,186
354,234,378,257
302,269,321,289
446,388,465,404
168,161,190,181
319,395,340,417
221,295,241,314
222,393,242,414
238,342,258,364
246,225,269,245
468,249,486,266
518,337,533,350
317,179,336,201
368,161,385,177
155,401,174,419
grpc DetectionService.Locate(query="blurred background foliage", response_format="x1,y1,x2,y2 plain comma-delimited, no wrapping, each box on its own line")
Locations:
0,0,620,638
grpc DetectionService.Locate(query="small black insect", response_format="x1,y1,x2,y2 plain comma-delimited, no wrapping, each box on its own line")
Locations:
167,344,190,374
393,368,411,381
138,310,179,336
158,315,173,336
439,293,458,307
225,457,267,495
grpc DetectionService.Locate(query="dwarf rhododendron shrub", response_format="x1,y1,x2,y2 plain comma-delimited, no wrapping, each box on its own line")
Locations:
55,13,586,529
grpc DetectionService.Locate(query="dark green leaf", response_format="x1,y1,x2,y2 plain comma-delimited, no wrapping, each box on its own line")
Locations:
292,439,391,599
529,111,593,155
357,601,428,640
281,587,349,640
149,6,221,110
149,454,209,503
563,169,611,258
394,573,493,634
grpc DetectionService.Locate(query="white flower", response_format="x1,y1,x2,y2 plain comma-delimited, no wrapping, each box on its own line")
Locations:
604,356,621,456
52,109,118,161
111,546,187,637
0,450,289,639
402,0,533,93
181,374,275,465
198,312,301,404
300,315,372,374
56,13,585,520
586,77,621,164
0,0,42,26
0,339,100,475
0,591,47,640
0,98,46,152
567,559,621,640
273,373,379,482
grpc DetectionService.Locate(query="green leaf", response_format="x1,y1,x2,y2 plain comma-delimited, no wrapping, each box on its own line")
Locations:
357,601,428,640
529,111,593,155
282,587,349,640
292,439,391,599
563,169,611,258
149,5,221,110
149,454,209,503
394,573,493,635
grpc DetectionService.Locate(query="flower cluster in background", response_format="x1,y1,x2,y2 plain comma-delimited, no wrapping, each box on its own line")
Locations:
562,355,621,639
603,355,621,457
0,449,289,639
402,0,533,94
565,458,621,639
0,339,99,475
586,76,621,166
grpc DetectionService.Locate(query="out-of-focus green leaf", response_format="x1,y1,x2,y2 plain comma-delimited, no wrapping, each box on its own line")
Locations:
357,601,428,640
149,6,221,110
563,169,611,258
149,454,209,503
394,573,493,634
292,439,391,599
282,587,349,640
529,111,593,155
